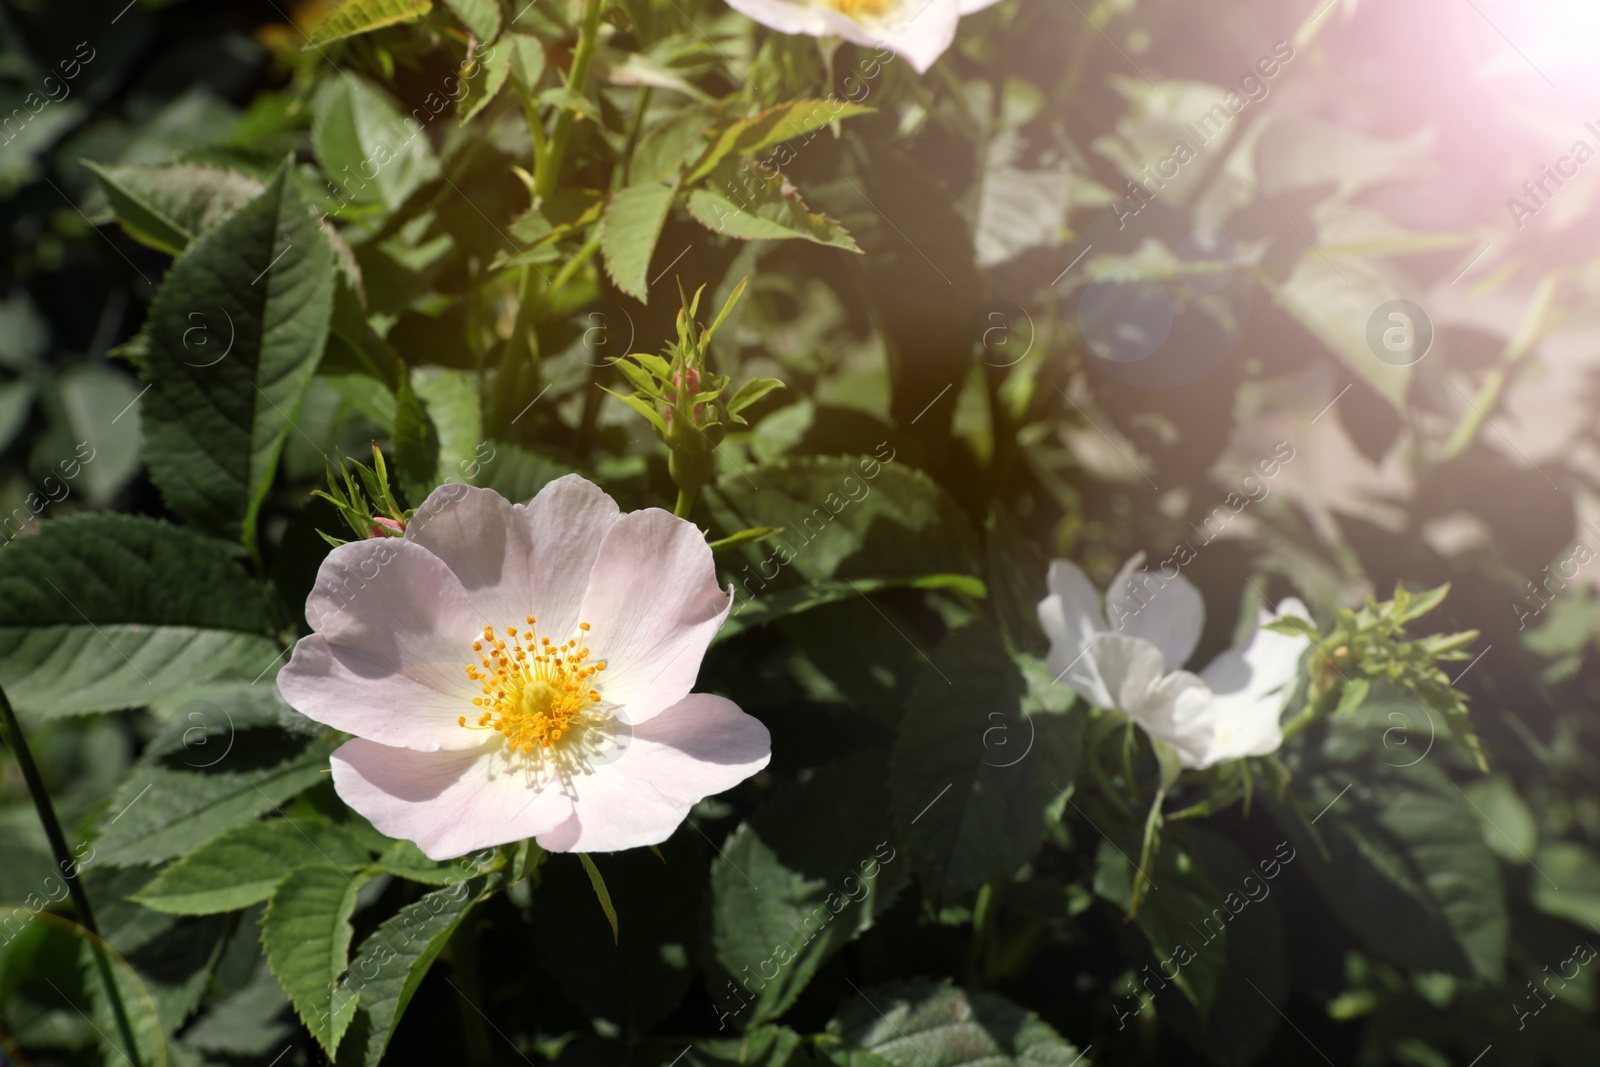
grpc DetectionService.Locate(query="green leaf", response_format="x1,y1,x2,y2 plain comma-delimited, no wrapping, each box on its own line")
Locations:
0,514,280,718
0,514,269,630
94,714,338,866
1531,842,1600,929
687,100,872,183
687,157,860,252
1397,582,1451,623
829,979,1087,1067
312,76,440,210
392,370,440,506
539,86,602,124
56,365,144,505
132,818,372,915
577,852,620,943
727,377,784,417
505,33,547,92
1270,252,1411,411
140,163,335,554
597,48,713,102
416,369,483,486
710,751,908,1026
683,1026,817,1067
309,0,433,44
0,379,32,455
605,387,670,434
1264,616,1319,639
79,866,233,1061
633,103,727,183
1462,775,1537,865
1273,719,1508,981
443,0,499,40
715,575,986,644
601,182,677,303
83,161,264,257
473,442,572,503
457,39,513,124
1159,829,1290,1064
1335,676,1371,716
890,626,1083,902
182,960,295,1058
974,146,1070,267
263,865,372,1058
337,877,486,1067
611,356,665,397
376,839,478,884
1093,832,1230,1015
706,454,982,593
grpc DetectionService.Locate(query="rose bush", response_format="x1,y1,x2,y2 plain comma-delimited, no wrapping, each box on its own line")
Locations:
0,0,1591,1065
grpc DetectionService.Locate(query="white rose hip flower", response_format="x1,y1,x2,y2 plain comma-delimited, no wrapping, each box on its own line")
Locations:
1037,553,1312,770
723,0,1002,74
277,475,771,860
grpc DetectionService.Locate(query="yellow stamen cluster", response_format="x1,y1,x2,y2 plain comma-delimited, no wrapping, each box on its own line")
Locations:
459,617,604,752
827,0,896,19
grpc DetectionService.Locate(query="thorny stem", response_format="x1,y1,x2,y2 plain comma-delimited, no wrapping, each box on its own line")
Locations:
0,684,143,1067
535,0,607,202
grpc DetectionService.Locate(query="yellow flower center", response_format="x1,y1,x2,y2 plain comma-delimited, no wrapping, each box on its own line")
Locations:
459,618,605,753
825,0,897,19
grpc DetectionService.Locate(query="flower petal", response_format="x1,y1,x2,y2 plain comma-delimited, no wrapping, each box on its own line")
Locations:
958,0,1002,13
1075,632,1213,765
722,0,836,38
279,538,487,750
1060,631,1162,712
536,694,771,853
724,0,960,74
864,2,961,74
1133,671,1215,769
330,738,575,860
1104,552,1205,670
1189,597,1312,767
1039,558,1108,693
405,477,622,639
578,509,733,724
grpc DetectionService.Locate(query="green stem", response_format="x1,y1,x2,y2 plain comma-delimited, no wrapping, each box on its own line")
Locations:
673,485,697,519
490,265,545,436
541,226,605,310
534,0,607,202
447,922,493,1067
1439,276,1558,460
516,82,549,186
1279,703,1319,742
0,685,142,1067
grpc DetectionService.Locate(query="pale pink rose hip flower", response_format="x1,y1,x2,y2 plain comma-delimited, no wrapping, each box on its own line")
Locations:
277,475,771,860
723,0,1002,75
1037,552,1312,770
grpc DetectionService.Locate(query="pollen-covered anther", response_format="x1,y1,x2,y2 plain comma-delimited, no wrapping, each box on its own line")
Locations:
458,619,604,753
